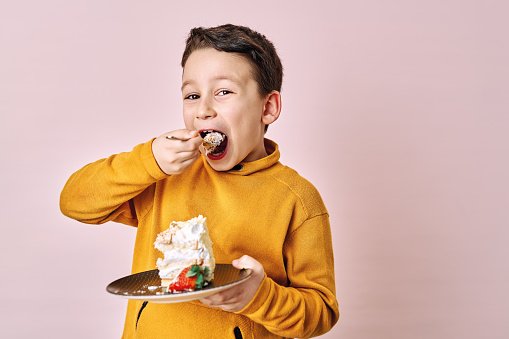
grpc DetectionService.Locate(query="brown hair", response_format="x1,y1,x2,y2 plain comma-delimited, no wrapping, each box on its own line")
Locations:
181,24,283,97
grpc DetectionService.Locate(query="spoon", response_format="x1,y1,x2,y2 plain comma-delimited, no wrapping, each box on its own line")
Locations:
166,135,191,141
166,135,218,145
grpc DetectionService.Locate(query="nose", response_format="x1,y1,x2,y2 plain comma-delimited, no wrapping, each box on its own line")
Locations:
196,96,217,120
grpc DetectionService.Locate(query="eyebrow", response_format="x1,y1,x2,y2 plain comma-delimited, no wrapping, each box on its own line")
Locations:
181,75,242,91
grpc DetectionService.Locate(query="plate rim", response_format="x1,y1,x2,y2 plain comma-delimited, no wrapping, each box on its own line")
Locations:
106,264,252,303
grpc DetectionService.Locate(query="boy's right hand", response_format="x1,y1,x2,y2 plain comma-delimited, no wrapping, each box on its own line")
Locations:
152,129,202,175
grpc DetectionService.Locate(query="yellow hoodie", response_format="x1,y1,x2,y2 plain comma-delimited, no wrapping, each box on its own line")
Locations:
60,139,339,338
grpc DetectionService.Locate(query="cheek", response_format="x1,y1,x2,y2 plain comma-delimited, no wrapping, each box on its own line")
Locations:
182,110,194,129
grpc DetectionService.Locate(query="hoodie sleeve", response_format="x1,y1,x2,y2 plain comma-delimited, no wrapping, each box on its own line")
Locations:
60,139,167,226
236,213,339,338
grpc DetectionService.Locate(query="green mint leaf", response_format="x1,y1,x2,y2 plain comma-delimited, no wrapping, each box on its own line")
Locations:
195,274,204,289
186,270,197,277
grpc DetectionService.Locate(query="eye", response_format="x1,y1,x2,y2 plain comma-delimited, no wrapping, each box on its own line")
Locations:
217,89,232,96
184,93,200,100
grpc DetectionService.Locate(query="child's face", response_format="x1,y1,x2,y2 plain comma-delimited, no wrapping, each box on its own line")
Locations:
182,48,270,171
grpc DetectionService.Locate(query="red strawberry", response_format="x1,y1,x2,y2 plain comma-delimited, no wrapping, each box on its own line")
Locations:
168,264,210,292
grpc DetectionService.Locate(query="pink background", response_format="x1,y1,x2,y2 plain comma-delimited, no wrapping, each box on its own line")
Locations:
1,1,508,338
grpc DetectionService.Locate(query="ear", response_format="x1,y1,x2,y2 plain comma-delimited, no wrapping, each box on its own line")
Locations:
261,90,281,125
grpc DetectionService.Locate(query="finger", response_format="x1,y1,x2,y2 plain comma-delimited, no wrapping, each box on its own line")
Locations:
158,151,199,174
171,139,202,154
173,148,201,161
167,130,200,142
200,298,238,312
232,255,263,275
165,141,201,154
231,255,265,293
176,152,201,167
202,288,240,305
200,294,228,308
201,297,239,310
166,129,199,139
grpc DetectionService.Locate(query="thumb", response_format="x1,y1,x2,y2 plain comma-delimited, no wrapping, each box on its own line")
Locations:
232,255,263,274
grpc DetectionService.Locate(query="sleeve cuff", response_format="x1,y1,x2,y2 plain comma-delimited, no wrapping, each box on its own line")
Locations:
139,138,168,181
235,273,272,316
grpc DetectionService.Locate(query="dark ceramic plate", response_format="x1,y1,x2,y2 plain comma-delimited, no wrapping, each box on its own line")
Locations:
106,264,252,303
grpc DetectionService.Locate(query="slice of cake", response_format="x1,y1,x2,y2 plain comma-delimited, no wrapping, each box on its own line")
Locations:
154,215,215,291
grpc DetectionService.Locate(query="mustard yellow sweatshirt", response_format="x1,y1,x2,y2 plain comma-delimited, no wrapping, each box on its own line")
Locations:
60,139,339,339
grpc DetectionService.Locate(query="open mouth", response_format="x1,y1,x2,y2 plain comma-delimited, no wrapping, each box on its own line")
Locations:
200,130,228,157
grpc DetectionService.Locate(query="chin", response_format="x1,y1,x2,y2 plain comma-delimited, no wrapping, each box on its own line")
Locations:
205,157,236,172
202,144,238,171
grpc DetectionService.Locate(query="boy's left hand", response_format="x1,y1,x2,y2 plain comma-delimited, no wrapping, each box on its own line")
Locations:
199,255,264,312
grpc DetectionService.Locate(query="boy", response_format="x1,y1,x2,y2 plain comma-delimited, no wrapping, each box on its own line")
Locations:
60,24,339,338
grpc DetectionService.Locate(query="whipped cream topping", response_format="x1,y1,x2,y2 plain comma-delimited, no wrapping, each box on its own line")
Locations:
203,131,224,145
154,215,215,281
